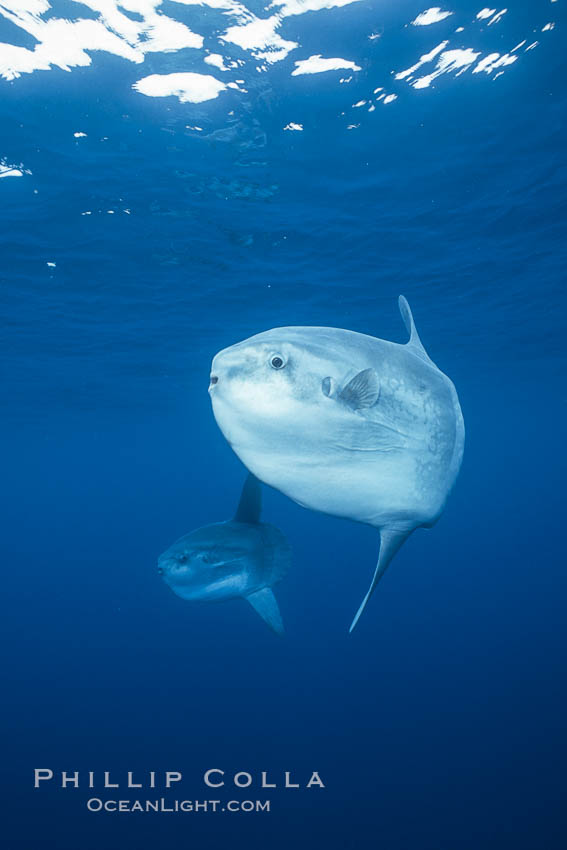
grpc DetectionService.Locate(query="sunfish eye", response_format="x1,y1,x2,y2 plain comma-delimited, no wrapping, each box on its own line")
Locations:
178,553,188,564
270,354,286,370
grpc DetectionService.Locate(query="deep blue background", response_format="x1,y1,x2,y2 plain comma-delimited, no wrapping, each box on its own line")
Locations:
1,1,566,848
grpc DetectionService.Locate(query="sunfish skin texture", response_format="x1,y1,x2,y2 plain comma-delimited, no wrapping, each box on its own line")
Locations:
158,475,290,635
208,297,464,631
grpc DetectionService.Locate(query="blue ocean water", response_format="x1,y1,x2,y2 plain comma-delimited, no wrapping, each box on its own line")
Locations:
1,1,566,847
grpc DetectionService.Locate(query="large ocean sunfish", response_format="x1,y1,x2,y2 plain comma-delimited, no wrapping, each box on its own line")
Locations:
158,474,290,635
208,297,464,631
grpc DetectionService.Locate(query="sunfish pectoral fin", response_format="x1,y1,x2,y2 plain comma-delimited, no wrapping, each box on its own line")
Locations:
398,295,435,366
234,473,262,524
349,527,412,633
246,587,284,636
337,368,380,409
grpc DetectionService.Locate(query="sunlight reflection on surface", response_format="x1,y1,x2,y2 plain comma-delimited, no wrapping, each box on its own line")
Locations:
0,0,557,122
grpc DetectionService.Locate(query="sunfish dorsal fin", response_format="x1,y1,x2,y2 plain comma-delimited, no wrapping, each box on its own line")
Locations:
349,527,412,633
234,473,262,523
338,368,380,409
398,295,434,365
246,588,284,636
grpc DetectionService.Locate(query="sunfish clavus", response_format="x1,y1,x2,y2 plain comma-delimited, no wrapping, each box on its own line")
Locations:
158,474,290,635
208,297,464,631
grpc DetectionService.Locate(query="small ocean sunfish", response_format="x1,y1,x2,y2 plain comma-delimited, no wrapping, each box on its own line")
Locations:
158,474,290,635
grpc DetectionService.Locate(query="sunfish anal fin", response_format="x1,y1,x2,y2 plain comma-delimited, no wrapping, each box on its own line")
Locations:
234,473,262,524
349,526,412,633
246,587,284,636
338,368,380,409
398,295,435,366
